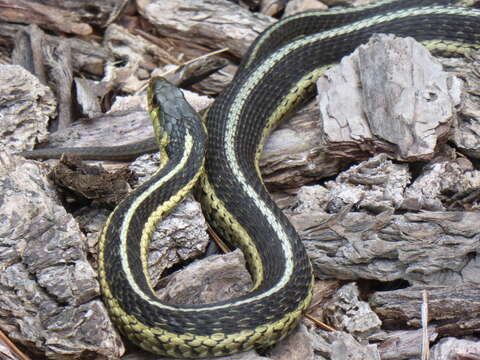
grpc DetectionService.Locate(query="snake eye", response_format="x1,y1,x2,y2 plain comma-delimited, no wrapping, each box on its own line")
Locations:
149,78,169,111
150,92,161,109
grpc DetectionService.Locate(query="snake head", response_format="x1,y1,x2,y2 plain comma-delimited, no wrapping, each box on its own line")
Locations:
147,77,206,161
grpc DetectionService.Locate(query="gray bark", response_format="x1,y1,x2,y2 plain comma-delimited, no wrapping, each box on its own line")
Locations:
0,65,55,153
137,0,274,59
0,153,124,359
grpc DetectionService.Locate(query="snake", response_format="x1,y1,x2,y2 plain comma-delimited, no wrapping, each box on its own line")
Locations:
19,0,480,358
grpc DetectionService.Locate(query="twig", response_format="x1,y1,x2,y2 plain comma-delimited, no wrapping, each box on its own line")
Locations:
103,0,130,27
207,224,230,254
182,48,229,67
135,47,230,95
421,289,429,360
45,40,73,130
0,329,31,360
157,47,229,79
304,313,337,332
132,29,181,64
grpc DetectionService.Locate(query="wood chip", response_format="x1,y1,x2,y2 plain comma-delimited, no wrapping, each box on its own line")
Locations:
318,34,462,162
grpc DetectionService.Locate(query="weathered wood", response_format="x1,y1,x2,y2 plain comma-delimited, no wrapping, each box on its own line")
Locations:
193,63,236,96
45,40,73,130
294,207,480,285
261,102,345,188
370,285,480,336
323,283,381,338
19,88,211,153
48,155,135,208
0,65,55,153
1,23,112,76
403,156,480,211
160,54,228,89
309,330,381,360
0,0,92,35
11,24,46,84
137,0,274,59
268,324,315,360
430,337,480,360
284,0,327,15
318,34,462,162
0,152,124,359
442,51,480,159
104,24,174,74
376,328,438,360
260,0,286,16
0,0,123,31
155,250,252,304
74,77,109,118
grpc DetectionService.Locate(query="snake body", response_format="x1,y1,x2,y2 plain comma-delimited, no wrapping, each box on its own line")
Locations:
20,0,480,358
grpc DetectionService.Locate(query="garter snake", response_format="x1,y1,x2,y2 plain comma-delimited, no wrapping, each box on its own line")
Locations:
20,0,480,358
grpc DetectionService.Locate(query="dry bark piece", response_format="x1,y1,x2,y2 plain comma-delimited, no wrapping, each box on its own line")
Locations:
74,77,110,118
0,64,55,153
45,40,73,130
430,337,480,360
156,249,252,305
128,25,237,94
260,102,344,188
443,50,480,159
445,187,480,211
318,34,462,162
138,0,274,59
323,283,381,338
306,280,343,321
104,0,131,27
122,349,269,360
11,24,46,84
291,208,480,285
48,154,136,208
323,154,410,213
22,89,211,156
1,23,112,76
74,207,110,263
369,285,480,336
146,195,211,286
402,157,480,211
26,110,152,152
104,24,172,75
260,0,286,16
0,152,123,359
310,330,381,360
161,54,229,88
376,328,438,360
268,324,315,360
1,0,124,28
0,0,92,35
193,63,237,96
322,0,375,5
284,0,327,15
289,185,330,213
